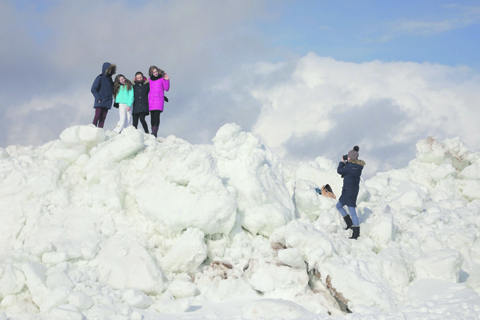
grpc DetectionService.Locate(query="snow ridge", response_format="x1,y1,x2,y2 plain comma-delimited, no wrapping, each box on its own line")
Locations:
0,124,479,319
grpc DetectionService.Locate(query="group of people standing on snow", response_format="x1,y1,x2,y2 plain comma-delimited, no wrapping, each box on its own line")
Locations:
90,62,364,240
91,62,170,138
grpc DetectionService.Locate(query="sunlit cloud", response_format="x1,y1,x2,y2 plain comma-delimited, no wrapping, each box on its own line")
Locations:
211,53,480,177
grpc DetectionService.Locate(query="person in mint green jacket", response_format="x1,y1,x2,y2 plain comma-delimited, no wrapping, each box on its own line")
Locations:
113,74,134,133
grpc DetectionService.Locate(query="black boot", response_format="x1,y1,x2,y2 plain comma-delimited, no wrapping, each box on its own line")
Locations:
350,226,360,240
152,126,158,138
343,215,353,230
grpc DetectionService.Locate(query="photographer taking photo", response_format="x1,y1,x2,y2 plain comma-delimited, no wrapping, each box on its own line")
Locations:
337,146,365,240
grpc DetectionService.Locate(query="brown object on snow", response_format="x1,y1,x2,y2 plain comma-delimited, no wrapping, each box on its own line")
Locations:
321,184,336,199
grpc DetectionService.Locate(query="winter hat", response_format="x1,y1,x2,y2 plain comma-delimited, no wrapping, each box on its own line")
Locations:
347,146,359,160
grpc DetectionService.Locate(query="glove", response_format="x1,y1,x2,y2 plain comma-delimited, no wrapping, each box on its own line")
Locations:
315,188,322,194
164,96,169,102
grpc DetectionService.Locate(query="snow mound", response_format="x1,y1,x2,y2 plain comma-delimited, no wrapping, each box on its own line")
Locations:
136,141,236,235
0,126,479,319
213,123,295,236
242,299,313,319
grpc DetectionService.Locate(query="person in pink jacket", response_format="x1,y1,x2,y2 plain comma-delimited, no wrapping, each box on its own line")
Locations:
148,66,170,137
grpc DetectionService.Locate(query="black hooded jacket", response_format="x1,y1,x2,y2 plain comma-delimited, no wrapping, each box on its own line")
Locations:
132,78,150,115
337,159,365,207
91,62,116,109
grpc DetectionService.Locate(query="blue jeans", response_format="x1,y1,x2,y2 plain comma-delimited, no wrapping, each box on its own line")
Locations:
336,202,359,226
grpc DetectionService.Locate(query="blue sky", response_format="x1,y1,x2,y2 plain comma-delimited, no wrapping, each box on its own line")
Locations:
1,0,480,176
264,0,480,67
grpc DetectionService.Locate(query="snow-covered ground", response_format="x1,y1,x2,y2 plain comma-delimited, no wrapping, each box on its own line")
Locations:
1,123,479,320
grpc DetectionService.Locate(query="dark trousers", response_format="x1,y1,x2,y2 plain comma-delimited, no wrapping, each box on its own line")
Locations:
150,110,162,137
93,107,108,128
133,113,149,133
151,110,162,128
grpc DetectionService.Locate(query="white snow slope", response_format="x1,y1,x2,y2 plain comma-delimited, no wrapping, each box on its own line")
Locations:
1,123,480,320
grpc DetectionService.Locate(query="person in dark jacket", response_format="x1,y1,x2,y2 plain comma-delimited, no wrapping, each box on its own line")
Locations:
132,72,150,133
336,146,365,240
91,62,116,128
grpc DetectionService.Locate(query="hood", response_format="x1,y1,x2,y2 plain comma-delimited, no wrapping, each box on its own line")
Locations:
135,77,148,85
350,159,366,166
102,62,116,76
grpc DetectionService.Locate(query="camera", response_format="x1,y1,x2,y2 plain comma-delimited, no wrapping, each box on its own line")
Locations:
342,155,348,161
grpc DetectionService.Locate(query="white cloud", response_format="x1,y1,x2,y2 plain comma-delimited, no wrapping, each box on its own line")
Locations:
388,5,480,36
3,90,93,146
39,0,268,79
213,52,480,177
391,20,456,35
